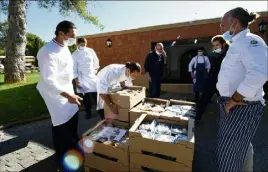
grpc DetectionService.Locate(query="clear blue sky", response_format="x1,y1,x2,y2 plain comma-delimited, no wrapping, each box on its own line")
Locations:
0,1,267,42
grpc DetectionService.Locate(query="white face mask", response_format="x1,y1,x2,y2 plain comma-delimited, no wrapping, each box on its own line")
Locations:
79,46,86,51
155,51,161,55
198,52,203,56
214,48,222,53
126,70,134,81
127,76,134,81
64,38,76,46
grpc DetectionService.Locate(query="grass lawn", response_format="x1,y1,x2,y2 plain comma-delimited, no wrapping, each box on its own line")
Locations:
0,73,48,125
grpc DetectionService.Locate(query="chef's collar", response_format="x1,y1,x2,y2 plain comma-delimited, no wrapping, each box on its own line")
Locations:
52,38,64,47
231,29,249,43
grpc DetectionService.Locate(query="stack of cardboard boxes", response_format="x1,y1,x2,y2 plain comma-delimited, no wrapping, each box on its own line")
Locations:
83,86,196,172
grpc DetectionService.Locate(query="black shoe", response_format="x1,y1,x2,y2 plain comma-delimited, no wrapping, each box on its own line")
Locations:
84,113,92,119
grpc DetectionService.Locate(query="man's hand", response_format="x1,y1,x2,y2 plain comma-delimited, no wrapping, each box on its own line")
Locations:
225,99,247,114
67,94,83,106
75,78,81,88
94,69,98,75
109,104,119,114
146,73,152,82
191,72,194,79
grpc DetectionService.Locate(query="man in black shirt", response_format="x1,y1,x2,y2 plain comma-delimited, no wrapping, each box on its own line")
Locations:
195,35,229,121
144,43,167,98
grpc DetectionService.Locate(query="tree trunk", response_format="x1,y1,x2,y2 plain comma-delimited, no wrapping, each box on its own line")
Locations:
4,0,27,83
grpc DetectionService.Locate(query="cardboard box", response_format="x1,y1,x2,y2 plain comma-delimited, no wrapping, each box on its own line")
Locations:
129,98,169,125
104,104,130,123
159,99,196,122
129,114,195,171
109,86,146,109
84,166,102,172
82,120,130,171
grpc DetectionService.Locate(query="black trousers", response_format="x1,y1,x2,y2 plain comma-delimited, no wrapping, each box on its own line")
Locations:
195,82,220,121
149,78,161,98
195,92,200,104
97,109,105,120
263,81,268,98
83,92,97,115
52,112,81,164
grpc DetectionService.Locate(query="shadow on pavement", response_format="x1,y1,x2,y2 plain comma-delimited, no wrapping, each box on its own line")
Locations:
0,111,100,172
21,154,59,172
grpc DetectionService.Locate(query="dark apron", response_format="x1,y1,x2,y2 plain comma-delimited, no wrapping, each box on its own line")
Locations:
193,56,208,92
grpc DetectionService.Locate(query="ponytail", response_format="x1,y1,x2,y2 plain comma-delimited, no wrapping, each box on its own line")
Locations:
248,12,259,23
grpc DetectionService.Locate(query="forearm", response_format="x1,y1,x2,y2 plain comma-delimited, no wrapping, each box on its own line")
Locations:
99,94,115,108
231,91,245,102
60,92,71,99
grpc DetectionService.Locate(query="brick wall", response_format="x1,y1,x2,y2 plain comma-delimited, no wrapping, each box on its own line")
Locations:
86,16,268,73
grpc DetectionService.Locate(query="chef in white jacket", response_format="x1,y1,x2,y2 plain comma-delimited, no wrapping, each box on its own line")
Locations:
96,62,141,119
72,37,99,119
36,21,83,171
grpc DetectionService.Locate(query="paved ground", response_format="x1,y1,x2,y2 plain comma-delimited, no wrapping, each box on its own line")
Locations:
0,93,268,172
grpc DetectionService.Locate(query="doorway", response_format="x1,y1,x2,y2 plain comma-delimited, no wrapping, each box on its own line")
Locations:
180,48,208,83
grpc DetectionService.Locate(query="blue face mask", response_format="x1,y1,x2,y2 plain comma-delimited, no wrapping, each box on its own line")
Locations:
222,21,237,42
223,31,233,42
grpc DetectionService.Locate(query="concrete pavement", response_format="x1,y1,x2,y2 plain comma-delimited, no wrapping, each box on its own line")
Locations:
0,93,268,172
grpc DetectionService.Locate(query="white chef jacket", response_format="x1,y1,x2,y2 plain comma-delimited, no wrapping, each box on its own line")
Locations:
217,29,268,102
72,47,99,93
96,64,129,110
188,55,211,73
36,39,78,126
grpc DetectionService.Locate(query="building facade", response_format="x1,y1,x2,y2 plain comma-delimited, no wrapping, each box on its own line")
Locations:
81,12,268,91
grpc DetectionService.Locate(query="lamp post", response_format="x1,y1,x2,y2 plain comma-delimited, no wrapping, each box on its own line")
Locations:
106,38,112,48
258,20,268,34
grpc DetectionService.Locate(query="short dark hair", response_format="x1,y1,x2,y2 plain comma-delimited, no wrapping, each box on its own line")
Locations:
77,38,87,44
211,35,229,49
125,62,141,73
197,47,205,51
55,20,76,36
228,7,259,28
211,35,226,44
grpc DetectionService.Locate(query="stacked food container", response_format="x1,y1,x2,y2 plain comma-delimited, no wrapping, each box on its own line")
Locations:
82,86,196,172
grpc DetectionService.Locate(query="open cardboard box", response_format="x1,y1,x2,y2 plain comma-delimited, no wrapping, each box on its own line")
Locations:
104,104,130,123
129,98,169,125
159,99,196,122
109,86,146,109
129,114,194,171
82,120,130,171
